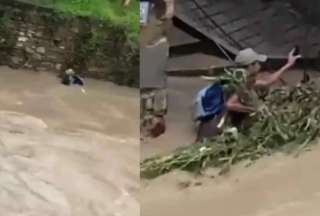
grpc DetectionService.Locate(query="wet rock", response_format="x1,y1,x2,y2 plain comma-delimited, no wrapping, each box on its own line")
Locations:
40,62,54,69
36,66,48,72
17,36,28,42
33,53,42,60
24,63,33,69
46,55,58,60
35,31,43,37
28,30,35,35
27,31,33,37
10,56,24,65
36,47,45,54
55,63,62,71
25,47,34,54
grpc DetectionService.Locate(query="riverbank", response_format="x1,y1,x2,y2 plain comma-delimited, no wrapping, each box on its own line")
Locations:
0,0,139,87
17,0,139,41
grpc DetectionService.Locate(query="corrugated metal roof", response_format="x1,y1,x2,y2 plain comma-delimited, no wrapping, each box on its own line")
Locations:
175,0,320,58
167,24,199,47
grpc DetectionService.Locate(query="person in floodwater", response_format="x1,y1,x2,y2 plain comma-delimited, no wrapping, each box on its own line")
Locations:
61,68,84,86
194,48,301,143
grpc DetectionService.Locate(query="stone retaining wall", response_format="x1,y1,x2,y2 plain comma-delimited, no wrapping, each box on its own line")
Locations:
0,0,138,87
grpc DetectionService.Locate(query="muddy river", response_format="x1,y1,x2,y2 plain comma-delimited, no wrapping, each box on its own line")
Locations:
0,66,139,216
141,72,320,216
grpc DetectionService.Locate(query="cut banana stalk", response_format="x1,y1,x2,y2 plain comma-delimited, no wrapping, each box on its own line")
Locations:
81,88,86,94
217,115,226,129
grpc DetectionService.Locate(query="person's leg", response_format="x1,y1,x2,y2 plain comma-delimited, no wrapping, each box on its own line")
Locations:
61,75,71,85
229,111,249,131
150,115,166,138
195,115,223,143
195,121,203,143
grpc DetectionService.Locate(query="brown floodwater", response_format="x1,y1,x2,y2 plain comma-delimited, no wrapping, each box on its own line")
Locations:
0,66,139,216
142,150,320,216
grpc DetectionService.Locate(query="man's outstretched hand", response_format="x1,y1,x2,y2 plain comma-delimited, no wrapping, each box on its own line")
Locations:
287,48,302,68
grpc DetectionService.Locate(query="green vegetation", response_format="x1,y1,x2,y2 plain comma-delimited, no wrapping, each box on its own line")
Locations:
20,0,139,42
141,71,320,179
0,13,15,50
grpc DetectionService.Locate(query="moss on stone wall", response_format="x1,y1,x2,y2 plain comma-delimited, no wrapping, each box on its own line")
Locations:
0,12,15,50
17,0,139,43
0,1,139,87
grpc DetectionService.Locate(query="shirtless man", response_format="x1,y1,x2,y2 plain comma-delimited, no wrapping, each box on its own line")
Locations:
196,48,301,142
226,48,301,113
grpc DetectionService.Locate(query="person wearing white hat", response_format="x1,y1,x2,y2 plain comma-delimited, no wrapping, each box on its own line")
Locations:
61,68,85,87
235,48,268,66
194,48,301,142
226,48,301,113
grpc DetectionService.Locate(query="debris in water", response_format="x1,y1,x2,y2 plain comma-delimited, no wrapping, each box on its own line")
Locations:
81,88,86,94
194,181,203,186
141,75,320,179
177,181,191,189
8,130,24,134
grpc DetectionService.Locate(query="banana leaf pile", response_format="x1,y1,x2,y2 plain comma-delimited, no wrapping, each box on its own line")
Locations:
141,77,320,179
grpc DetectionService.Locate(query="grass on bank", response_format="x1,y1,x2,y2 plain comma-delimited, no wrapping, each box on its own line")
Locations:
18,0,139,42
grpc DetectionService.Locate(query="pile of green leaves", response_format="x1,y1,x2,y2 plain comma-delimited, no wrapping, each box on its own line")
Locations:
141,75,320,179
